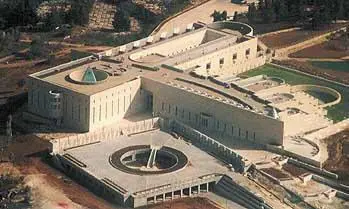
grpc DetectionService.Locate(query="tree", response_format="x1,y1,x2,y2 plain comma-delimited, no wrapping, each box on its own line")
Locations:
221,11,228,20
233,11,238,21
261,7,275,23
28,35,50,59
247,3,257,22
211,10,221,22
258,0,265,10
113,9,130,32
70,0,93,26
311,8,322,29
45,8,65,30
210,10,228,22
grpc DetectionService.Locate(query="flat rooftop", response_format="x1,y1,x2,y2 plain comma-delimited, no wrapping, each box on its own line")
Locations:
29,25,253,95
65,130,229,194
36,59,148,95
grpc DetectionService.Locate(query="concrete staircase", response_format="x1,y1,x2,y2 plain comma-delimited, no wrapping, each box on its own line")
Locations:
88,0,117,30
147,148,157,168
215,176,272,209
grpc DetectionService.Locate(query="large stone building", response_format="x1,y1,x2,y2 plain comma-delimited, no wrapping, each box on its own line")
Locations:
24,21,343,208
27,21,284,145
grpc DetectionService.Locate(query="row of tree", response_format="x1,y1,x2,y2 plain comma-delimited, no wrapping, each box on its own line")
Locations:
247,0,349,29
0,0,94,31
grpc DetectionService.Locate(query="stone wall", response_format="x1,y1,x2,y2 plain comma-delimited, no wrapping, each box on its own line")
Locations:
142,77,284,145
174,37,266,75
89,77,150,131
288,158,338,179
171,120,250,173
51,117,160,153
265,144,322,167
27,76,91,132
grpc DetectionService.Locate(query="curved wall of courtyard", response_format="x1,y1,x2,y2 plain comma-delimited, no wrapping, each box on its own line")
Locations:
292,85,341,108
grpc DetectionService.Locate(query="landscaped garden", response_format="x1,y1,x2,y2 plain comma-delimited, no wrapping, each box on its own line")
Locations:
240,64,349,122
310,61,349,73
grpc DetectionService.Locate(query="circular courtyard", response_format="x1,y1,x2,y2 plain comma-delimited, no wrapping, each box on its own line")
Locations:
109,145,188,175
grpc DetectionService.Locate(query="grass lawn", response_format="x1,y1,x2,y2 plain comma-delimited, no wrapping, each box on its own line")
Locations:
240,64,349,122
310,61,349,73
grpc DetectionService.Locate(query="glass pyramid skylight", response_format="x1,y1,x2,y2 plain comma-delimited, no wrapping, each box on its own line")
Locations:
82,67,97,83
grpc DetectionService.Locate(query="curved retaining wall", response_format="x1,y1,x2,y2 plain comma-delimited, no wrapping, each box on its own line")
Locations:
175,77,254,110
150,0,210,35
207,21,254,36
291,85,341,108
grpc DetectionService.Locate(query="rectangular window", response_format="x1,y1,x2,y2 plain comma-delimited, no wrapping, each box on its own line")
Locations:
44,95,46,109
37,92,40,108
162,102,164,111
238,128,241,137
231,126,234,135
118,99,120,114
99,104,102,121
253,132,256,140
206,63,211,69
195,114,198,124
246,49,250,56
78,104,81,122
202,118,208,128
112,100,114,116
85,107,88,124
31,91,33,105
64,96,67,115
188,112,191,120
175,106,178,116
246,131,248,139
105,102,108,119
216,121,220,129
123,96,126,112
168,104,171,113
129,94,132,109
93,107,95,123
219,58,224,65
233,53,237,60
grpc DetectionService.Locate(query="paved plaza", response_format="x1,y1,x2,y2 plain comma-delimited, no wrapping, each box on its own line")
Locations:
66,130,229,194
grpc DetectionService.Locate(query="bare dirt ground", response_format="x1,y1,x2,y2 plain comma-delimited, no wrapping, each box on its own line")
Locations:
0,44,110,91
272,59,349,85
0,157,116,209
289,42,349,59
138,197,221,209
282,163,309,177
260,23,349,49
260,168,292,180
323,129,349,185
1,155,230,209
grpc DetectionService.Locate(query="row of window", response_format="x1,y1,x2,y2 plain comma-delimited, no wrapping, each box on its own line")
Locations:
161,102,256,140
205,48,251,70
92,94,132,124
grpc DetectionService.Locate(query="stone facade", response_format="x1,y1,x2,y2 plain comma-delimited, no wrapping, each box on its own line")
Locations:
26,21,280,145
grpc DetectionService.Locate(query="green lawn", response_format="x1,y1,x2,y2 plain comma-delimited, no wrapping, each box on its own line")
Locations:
240,64,349,122
310,61,349,73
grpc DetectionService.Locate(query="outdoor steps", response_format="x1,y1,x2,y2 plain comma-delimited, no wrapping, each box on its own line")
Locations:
147,148,157,168
215,176,272,209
